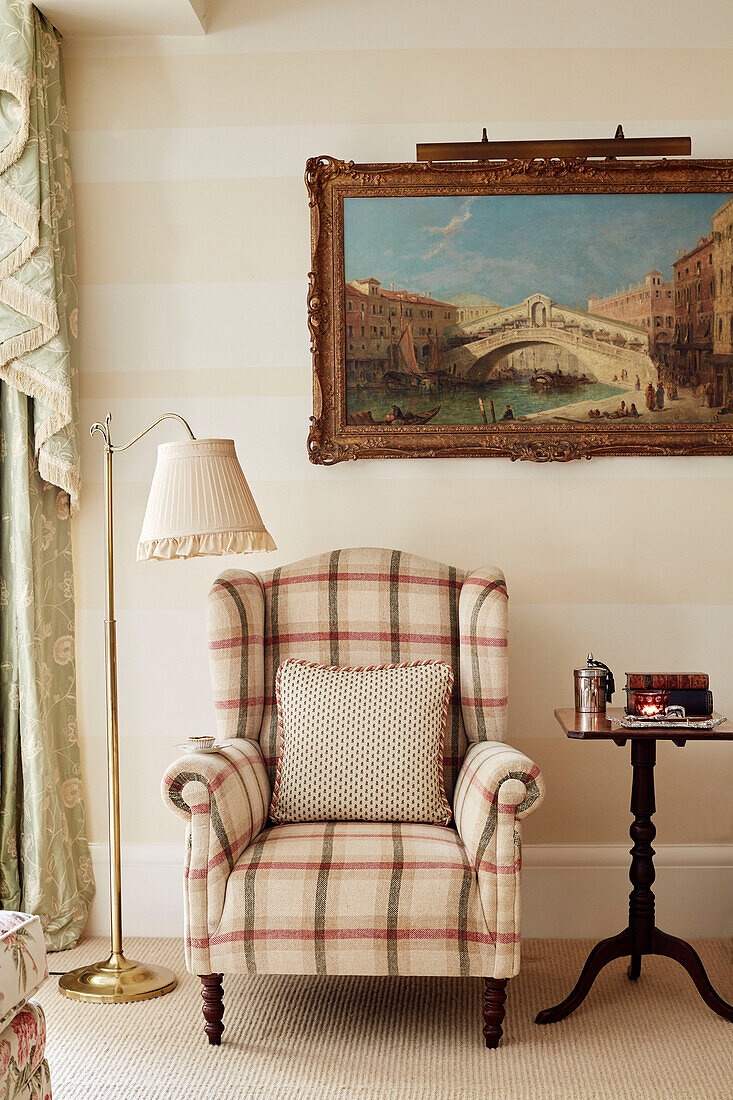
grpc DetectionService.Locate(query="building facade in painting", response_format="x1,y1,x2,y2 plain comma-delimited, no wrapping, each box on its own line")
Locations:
710,198,733,407
587,270,675,364
344,283,389,378
670,234,715,386
349,278,458,342
345,278,458,383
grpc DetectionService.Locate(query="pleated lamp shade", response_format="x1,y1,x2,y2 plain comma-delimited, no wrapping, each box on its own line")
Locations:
137,439,276,561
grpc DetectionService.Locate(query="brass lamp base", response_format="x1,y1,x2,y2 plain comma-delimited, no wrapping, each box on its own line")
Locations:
58,952,177,1003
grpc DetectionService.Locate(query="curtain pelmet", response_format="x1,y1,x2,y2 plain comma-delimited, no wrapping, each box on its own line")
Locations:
0,1,80,509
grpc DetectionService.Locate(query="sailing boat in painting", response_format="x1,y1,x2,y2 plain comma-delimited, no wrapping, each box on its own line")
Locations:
348,312,442,424
382,322,422,391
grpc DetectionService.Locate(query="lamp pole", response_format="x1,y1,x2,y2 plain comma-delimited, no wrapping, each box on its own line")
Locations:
103,433,122,965
59,412,194,1003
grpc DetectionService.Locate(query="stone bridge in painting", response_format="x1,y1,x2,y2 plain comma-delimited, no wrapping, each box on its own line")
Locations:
444,293,657,385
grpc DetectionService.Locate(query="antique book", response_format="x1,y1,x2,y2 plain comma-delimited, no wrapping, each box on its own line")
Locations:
625,673,709,690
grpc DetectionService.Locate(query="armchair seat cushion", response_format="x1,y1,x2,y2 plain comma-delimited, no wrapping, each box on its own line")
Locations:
208,821,495,977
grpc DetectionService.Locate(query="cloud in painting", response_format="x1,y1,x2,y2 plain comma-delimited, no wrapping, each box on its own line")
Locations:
422,199,474,260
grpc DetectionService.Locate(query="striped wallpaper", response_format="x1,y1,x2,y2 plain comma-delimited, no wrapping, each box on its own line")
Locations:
61,3,733,864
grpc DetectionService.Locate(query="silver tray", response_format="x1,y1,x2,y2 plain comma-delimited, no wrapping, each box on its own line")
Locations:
610,713,726,730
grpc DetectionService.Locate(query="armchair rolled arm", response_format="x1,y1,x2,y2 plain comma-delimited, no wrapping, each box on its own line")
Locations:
162,738,270,973
454,742,544,868
453,741,545,979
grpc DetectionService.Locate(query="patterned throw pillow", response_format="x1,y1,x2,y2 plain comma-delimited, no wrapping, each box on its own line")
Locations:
269,658,454,825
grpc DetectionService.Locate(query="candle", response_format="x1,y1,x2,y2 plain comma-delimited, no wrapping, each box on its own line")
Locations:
632,690,670,717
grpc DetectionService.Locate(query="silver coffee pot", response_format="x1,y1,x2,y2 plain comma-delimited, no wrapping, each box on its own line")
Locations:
574,653,615,714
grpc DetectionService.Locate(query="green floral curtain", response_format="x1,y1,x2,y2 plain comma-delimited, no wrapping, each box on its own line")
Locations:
0,2,93,948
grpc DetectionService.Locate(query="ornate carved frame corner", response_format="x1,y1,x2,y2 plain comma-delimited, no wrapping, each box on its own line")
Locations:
305,154,733,464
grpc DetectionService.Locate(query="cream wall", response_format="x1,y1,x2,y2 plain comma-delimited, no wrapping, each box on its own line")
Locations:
61,0,733,932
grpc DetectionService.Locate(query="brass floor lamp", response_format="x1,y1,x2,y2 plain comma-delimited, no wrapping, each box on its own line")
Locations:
59,412,275,1003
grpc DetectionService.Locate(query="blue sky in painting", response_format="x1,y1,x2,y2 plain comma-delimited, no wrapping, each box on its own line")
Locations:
343,193,732,310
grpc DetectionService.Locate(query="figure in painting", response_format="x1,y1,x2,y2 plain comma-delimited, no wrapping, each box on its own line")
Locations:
645,382,656,411
635,375,641,390
603,400,628,420
500,404,514,421
656,383,665,410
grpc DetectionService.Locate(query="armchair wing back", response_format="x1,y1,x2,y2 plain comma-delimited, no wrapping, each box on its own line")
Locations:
207,547,509,797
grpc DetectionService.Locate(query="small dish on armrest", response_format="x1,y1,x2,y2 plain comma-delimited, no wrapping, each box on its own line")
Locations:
174,741,223,754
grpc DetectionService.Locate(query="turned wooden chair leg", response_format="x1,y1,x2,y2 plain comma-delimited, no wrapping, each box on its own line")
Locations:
483,977,508,1048
200,974,225,1046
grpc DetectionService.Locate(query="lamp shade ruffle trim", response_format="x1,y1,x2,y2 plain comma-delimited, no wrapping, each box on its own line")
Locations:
137,529,277,561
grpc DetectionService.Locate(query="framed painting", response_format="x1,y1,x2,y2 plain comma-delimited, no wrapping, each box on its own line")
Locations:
305,155,733,462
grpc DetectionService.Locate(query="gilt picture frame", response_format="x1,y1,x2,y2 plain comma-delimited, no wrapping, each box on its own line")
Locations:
306,155,733,463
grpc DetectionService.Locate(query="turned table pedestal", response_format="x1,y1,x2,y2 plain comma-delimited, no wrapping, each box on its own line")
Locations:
535,708,733,1027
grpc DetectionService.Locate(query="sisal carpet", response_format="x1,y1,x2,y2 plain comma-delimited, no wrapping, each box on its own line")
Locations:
37,938,732,1100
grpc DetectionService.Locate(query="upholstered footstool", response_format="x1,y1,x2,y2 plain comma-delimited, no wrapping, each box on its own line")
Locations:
0,913,51,1099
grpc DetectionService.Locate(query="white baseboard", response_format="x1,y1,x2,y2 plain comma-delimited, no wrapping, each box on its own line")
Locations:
521,844,733,939
86,842,733,940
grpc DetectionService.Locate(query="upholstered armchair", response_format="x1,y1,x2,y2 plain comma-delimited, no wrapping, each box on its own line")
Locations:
163,549,544,1047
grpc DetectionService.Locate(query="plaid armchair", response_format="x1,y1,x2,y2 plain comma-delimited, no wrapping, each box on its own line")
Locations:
163,549,544,1047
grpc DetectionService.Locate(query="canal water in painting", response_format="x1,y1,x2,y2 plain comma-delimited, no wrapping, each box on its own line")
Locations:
347,379,626,425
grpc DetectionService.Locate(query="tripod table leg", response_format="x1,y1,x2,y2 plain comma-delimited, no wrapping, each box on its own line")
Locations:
535,929,633,1025
651,928,733,1022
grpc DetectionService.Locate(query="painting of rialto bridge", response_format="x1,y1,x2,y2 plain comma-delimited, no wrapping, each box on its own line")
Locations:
345,286,657,427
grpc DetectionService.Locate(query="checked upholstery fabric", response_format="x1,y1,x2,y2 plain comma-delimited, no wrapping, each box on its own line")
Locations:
163,548,544,980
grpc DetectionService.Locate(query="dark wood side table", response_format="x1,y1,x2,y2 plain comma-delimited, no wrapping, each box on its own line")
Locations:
535,707,733,1026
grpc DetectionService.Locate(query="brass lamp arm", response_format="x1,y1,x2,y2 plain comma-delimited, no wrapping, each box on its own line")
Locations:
90,411,196,452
